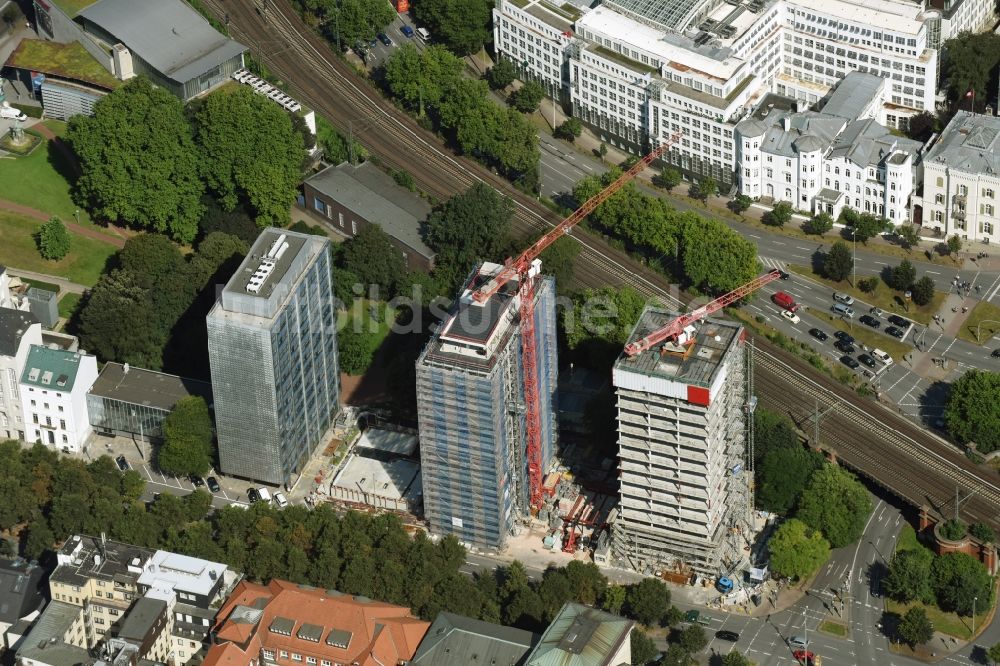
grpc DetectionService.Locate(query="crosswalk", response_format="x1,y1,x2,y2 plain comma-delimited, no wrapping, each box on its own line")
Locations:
760,256,789,272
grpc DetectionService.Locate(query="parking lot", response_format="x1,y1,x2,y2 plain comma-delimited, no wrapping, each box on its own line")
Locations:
356,12,425,68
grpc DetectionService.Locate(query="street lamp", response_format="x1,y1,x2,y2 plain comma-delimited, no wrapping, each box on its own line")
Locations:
851,227,857,288
973,596,978,634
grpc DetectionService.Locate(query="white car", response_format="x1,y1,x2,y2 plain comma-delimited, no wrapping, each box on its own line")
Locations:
833,292,855,306
274,492,289,508
780,309,800,324
0,104,27,122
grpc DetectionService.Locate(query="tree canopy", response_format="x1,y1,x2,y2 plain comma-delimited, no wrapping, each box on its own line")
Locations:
756,447,824,515
37,217,71,260
768,518,830,579
898,606,934,646
194,87,305,227
487,58,518,90
383,45,464,117
804,212,833,235
563,286,645,369
823,241,853,282
298,0,395,47
412,0,492,55
625,578,672,626
911,276,935,306
888,259,916,291
795,465,872,548
341,226,406,299
764,201,793,227
157,396,214,477
931,551,993,616
945,370,1000,453
884,547,935,604
68,77,204,242
509,81,545,113
942,33,1000,107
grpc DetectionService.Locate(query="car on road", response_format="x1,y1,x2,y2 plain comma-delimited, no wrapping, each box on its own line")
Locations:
992,348,1000,358
401,25,414,38
715,630,739,642
115,455,129,471
274,492,290,508
190,475,205,488
858,353,876,368
870,306,885,317
247,488,260,504
777,270,790,280
860,314,881,329
833,330,854,344
834,340,855,354
808,328,828,342
780,309,800,324
886,326,904,339
793,650,821,666
789,636,809,649
840,355,860,369
833,292,854,305
377,32,393,46
888,314,909,328
831,302,855,318
772,291,799,312
207,477,221,493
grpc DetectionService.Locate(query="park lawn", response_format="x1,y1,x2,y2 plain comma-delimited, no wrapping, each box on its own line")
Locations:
894,524,928,555
0,126,90,224
818,620,848,637
955,300,1000,345
809,309,911,361
58,292,83,321
885,598,987,640
788,264,944,325
0,211,116,286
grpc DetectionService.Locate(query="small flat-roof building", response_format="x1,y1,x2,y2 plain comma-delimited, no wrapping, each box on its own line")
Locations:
302,161,436,273
87,362,213,441
412,612,538,666
523,603,633,666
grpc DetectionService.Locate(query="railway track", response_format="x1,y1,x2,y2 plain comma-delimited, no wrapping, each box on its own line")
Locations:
208,0,1000,524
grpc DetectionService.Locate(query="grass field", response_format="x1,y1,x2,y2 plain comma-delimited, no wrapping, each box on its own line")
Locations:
788,264,945,325
808,309,911,361
886,598,987,640
818,620,848,637
955,300,1000,345
58,293,83,321
894,524,926,554
0,212,115,286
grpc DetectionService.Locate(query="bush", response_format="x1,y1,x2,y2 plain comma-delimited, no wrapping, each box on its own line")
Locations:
804,212,834,235
487,58,517,89
970,521,995,543
37,217,71,260
11,103,43,119
554,118,582,142
911,276,935,305
392,169,416,191
859,277,879,293
940,519,967,541
764,201,793,227
508,81,545,113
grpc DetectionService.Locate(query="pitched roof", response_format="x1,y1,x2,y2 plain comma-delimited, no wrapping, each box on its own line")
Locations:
304,161,435,260
204,580,430,666
821,71,884,121
0,558,47,624
20,345,87,392
827,118,921,168
524,603,633,666
0,307,38,357
924,111,1000,175
412,612,538,666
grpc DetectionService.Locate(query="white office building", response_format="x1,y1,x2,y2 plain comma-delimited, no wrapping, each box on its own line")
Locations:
493,0,992,187
19,345,98,453
0,308,42,441
920,112,1000,244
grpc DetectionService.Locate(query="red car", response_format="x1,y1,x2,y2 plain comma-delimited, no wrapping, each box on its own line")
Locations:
772,291,799,312
793,650,821,666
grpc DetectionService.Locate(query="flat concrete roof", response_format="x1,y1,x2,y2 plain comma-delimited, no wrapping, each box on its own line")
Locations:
88,362,212,410
355,429,418,456
333,455,422,503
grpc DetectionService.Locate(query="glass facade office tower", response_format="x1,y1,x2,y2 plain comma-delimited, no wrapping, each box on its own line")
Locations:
416,262,558,551
207,228,339,486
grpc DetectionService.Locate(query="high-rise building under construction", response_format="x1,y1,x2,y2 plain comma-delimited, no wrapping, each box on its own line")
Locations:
415,262,558,551
612,308,753,576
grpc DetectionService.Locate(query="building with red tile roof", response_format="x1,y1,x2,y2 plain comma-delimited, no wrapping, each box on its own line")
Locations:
203,580,429,666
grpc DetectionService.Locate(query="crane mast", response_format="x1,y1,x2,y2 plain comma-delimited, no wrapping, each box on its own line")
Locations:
469,133,683,510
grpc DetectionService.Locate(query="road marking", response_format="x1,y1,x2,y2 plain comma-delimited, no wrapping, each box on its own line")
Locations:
749,234,761,239
773,241,786,246
926,270,940,275
984,272,1000,302
796,246,811,251
874,261,888,266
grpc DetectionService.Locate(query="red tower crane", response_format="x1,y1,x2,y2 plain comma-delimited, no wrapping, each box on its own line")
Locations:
470,132,683,510
623,269,782,357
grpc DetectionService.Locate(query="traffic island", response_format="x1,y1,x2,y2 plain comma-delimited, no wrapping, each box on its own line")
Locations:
817,619,848,638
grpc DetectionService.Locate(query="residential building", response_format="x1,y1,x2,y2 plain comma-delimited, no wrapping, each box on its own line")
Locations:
415,262,559,551
19,535,235,666
522,602,633,666
301,161,436,273
32,0,246,101
736,74,922,223
920,111,1000,244
204,579,430,666
492,0,989,186
411,612,538,666
0,557,47,652
207,228,339,487
0,308,42,441
19,345,98,453
612,310,752,576
87,362,213,441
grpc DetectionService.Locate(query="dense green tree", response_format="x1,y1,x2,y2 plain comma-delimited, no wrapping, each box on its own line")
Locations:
889,259,917,291
970,522,996,543
947,234,963,255
884,547,934,603
722,652,755,666
769,518,830,579
843,210,887,244
804,212,833,235
753,409,800,466
764,201,793,227
412,0,492,55
509,81,545,113
341,226,406,298
905,111,941,142
383,45,464,116
631,629,659,665
602,585,626,615
658,167,682,191
554,117,583,142
945,370,1000,453
24,520,55,560
660,644,692,666
911,276,935,306
859,276,880,294
538,235,580,292
897,224,921,249
988,642,1000,665
487,58,518,90
691,177,717,205
118,233,185,289
37,216,71,260
195,86,304,227
424,183,514,289
337,324,383,375
563,286,645,369
898,606,934,646
625,577,671,626
796,465,872,548
563,561,607,606
318,0,395,48
678,624,708,655
728,194,754,217
77,270,165,368
316,116,366,165
931,551,994,615
68,77,204,242
823,241,853,282
157,396,214,477
942,33,1000,107
199,196,261,244
679,214,758,294
756,447,825,515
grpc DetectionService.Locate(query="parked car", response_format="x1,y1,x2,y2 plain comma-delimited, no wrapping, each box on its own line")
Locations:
190,475,205,488
247,488,260,503
833,292,855,305
777,270,790,280
274,492,290,508
840,355,860,369
377,32,393,46
715,630,739,642
886,326,904,339
888,314,909,328
871,348,892,365
833,330,854,344
780,309,801,324
401,25,414,37
0,103,27,122
858,353,876,368
809,328,828,342
258,487,272,503
870,306,885,317
993,348,1000,358
115,455,129,471
860,314,881,329
207,477,221,493
834,340,855,354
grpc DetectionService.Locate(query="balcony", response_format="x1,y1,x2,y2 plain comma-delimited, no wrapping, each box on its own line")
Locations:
952,208,966,220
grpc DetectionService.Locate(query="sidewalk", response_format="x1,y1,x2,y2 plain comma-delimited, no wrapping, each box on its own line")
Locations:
5,268,88,294
0,196,125,248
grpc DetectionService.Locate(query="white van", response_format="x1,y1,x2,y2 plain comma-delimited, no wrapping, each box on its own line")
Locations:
274,492,289,508
0,103,27,122
416,27,430,41
832,302,855,318
257,487,272,503
871,348,892,365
